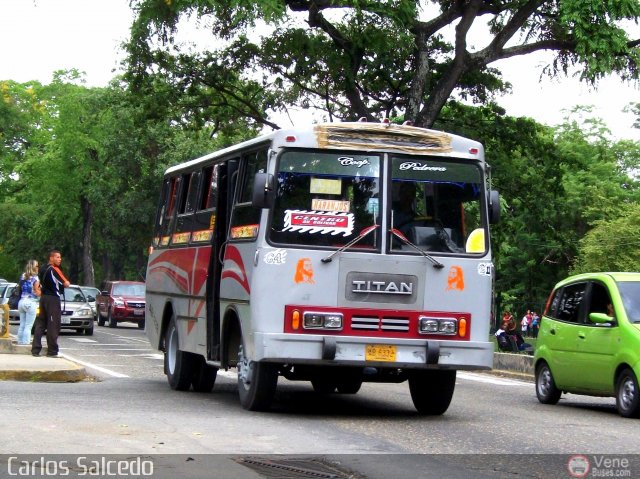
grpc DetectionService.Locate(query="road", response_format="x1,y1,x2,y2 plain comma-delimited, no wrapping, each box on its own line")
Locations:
2,322,640,478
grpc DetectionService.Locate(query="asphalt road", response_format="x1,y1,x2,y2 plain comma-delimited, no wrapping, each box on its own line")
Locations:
2,322,640,478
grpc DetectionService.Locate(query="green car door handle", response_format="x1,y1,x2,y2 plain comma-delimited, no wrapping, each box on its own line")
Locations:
549,328,556,335
578,332,586,339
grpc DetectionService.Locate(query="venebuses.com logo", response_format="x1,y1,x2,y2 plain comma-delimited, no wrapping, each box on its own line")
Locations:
567,455,632,478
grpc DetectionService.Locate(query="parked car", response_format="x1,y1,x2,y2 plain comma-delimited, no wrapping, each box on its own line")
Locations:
58,285,94,335
96,281,145,329
79,286,101,321
2,283,19,324
0,282,16,304
534,272,640,418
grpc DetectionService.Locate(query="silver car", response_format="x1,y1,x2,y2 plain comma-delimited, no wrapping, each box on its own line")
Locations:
10,285,94,335
60,285,94,335
79,286,101,321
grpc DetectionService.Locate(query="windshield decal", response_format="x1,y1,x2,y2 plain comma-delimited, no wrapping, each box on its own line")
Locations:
311,199,350,213
310,177,342,194
338,156,371,168
399,161,447,172
283,210,354,236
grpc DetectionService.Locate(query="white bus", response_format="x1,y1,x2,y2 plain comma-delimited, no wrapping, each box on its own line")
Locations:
145,121,500,413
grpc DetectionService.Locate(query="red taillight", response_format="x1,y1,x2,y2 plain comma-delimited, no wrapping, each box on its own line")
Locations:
285,135,296,142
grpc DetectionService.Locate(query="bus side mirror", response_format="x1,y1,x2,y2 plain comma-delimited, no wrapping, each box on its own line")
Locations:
489,190,500,224
252,172,275,209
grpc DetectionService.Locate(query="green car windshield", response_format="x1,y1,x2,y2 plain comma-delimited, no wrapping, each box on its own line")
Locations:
618,281,640,323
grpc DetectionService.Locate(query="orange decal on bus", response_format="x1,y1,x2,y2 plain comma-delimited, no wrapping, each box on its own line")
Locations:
446,266,465,291
294,258,315,284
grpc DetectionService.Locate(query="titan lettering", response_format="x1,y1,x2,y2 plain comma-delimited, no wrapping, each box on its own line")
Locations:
352,280,413,295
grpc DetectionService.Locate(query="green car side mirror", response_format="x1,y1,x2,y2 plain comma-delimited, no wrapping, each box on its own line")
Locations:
589,312,615,325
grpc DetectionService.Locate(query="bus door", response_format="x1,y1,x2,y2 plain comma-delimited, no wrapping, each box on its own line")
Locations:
202,159,238,361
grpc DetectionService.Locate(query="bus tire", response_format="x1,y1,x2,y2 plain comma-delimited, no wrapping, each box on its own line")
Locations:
191,356,218,393
336,379,362,394
237,343,278,411
408,369,456,415
311,378,337,394
165,317,193,391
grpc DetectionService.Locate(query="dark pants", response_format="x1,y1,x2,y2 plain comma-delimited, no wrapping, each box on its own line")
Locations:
31,295,61,356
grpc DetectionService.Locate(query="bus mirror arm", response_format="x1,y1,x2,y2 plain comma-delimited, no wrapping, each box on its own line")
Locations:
252,172,275,209
321,224,380,263
489,190,500,224
389,228,445,269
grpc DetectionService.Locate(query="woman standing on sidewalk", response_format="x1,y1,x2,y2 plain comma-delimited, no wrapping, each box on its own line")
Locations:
16,259,41,345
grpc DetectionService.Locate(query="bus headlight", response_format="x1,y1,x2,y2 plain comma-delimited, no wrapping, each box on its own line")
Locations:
303,312,343,330
419,316,457,335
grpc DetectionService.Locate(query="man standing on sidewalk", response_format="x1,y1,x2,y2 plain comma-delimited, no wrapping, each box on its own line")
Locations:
31,250,70,357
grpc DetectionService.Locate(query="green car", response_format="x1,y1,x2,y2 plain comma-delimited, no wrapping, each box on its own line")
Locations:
534,272,640,418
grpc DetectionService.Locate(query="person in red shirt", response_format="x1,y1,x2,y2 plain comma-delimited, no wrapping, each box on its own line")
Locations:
31,250,70,357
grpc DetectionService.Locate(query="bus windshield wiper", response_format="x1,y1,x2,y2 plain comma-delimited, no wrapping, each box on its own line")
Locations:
321,224,380,263
389,228,445,269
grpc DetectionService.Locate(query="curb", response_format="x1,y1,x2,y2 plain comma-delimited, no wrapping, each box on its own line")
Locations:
493,351,534,380
0,366,87,382
0,338,88,383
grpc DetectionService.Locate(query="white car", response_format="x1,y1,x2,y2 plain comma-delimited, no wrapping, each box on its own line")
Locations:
79,286,101,321
9,285,94,335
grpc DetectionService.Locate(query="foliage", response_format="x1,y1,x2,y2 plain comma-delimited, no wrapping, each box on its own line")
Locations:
126,0,640,128
433,102,640,317
0,72,257,286
571,203,640,273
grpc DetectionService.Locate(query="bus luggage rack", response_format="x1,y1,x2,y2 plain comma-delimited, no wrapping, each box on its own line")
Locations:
351,316,410,332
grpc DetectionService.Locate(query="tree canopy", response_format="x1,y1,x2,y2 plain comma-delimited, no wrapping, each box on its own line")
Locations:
126,0,640,128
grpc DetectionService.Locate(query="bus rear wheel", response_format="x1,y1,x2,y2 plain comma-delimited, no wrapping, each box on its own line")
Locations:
165,317,193,391
191,356,218,393
408,369,456,415
237,344,278,411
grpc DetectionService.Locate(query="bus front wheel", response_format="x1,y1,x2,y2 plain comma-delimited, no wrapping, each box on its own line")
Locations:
408,369,456,415
164,317,193,391
237,343,278,411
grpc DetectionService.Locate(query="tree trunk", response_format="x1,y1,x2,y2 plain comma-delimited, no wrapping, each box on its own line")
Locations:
80,196,95,286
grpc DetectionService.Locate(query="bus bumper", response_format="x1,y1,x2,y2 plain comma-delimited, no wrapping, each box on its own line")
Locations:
253,332,493,370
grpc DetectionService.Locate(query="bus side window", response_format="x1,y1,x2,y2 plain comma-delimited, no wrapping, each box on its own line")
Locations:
201,165,219,210
157,176,179,247
191,164,219,243
184,171,201,214
229,149,268,241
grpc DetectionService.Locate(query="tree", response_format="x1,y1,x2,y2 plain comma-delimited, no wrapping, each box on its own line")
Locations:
0,72,260,286
571,203,640,273
433,102,640,317
126,0,640,129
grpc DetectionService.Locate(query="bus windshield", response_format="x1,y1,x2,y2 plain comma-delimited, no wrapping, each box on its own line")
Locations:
390,156,485,254
268,151,381,249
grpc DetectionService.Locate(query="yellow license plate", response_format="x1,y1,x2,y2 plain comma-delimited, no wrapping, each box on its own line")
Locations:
365,344,397,362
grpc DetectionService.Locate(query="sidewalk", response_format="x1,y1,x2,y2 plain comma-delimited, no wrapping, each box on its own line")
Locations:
0,337,87,382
